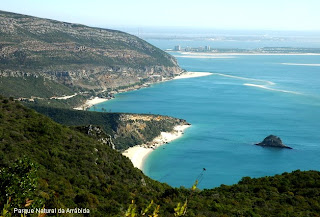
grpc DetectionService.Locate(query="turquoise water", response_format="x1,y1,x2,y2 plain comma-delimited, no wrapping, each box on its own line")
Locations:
93,54,320,189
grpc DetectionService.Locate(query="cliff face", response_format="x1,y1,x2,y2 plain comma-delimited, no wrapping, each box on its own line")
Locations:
28,105,189,150
73,113,189,150
0,10,182,95
114,114,189,150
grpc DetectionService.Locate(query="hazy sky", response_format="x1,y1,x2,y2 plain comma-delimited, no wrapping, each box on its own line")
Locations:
1,0,320,31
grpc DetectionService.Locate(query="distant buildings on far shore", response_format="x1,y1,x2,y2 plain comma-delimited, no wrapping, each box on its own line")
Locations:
174,45,181,51
173,45,212,52
169,46,320,54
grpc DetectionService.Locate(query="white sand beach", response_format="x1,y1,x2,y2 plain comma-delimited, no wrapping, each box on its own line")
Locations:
174,71,212,80
122,124,191,170
73,71,212,110
74,97,109,110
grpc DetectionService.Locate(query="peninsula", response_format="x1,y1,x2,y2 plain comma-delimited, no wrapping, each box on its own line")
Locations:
1,9,320,217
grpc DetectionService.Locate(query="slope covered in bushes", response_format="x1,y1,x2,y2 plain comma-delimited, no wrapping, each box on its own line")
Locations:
1,97,320,216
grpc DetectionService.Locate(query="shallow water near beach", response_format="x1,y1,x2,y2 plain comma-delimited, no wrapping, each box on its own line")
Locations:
94,53,320,189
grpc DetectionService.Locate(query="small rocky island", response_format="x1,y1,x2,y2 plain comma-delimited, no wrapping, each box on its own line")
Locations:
255,135,293,149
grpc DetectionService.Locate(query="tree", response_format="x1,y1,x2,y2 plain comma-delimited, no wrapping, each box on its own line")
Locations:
0,158,44,212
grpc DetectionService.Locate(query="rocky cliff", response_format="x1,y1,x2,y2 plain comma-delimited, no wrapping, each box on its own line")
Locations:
28,105,189,150
0,10,182,99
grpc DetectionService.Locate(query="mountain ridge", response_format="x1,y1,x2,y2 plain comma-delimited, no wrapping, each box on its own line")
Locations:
0,10,182,106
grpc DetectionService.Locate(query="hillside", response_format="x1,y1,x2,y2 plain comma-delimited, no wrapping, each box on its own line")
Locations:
0,10,181,105
1,97,320,216
0,96,174,216
28,105,189,150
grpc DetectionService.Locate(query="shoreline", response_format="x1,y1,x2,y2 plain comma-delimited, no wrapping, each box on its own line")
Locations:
122,124,191,170
72,71,209,170
73,71,212,110
73,97,109,110
72,71,207,170
174,51,320,56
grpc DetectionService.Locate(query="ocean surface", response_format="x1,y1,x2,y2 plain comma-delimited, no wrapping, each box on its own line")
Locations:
93,41,320,189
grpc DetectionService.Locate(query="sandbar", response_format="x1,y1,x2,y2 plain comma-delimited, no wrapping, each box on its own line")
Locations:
178,51,320,56
174,71,212,80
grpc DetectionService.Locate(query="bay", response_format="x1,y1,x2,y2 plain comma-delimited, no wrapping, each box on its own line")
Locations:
93,53,320,189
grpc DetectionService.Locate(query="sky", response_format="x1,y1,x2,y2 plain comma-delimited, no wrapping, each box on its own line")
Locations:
1,0,320,31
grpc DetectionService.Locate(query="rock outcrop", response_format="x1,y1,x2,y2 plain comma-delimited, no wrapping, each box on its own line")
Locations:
255,135,292,149
0,10,182,98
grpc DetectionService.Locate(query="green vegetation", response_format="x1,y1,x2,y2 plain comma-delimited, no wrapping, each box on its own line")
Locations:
0,96,172,216
2,8,319,217
0,10,181,108
0,10,179,71
0,76,74,98
27,105,185,150
195,171,320,216
1,96,320,216
0,158,44,212
0,75,91,109
23,95,87,109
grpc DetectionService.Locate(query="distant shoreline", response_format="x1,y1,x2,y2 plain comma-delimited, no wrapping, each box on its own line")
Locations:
73,71,213,110
174,51,320,56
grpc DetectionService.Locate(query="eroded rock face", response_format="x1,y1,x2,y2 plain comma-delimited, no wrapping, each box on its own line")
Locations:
0,10,182,91
255,135,293,149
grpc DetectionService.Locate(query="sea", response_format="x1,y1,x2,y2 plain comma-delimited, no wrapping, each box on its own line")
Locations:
92,32,320,189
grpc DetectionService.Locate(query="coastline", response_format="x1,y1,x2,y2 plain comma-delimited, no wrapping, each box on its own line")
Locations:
72,71,210,170
73,97,109,110
72,71,209,170
73,71,212,110
176,51,320,56
122,125,191,170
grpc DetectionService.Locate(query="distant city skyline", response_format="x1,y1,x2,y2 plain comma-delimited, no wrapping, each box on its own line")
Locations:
1,0,320,31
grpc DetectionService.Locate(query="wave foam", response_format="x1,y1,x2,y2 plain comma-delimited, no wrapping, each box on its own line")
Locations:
211,73,275,85
244,83,302,95
282,63,320,67
207,72,301,95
